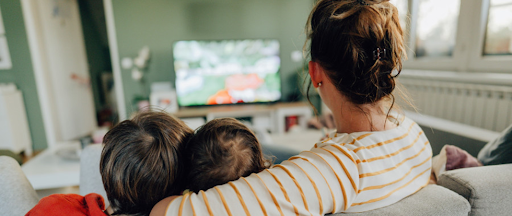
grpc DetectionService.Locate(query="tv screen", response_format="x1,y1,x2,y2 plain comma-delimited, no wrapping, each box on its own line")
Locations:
173,39,281,107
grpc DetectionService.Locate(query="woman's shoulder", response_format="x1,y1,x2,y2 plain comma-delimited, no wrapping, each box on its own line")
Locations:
150,196,180,216
314,116,423,149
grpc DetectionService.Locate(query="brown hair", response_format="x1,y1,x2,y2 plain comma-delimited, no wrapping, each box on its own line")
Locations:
184,118,271,193
306,0,405,106
100,111,193,216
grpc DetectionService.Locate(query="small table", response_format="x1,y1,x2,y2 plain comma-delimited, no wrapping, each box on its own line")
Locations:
268,129,324,151
21,142,81,190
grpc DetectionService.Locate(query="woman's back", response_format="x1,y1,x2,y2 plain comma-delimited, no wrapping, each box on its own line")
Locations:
314,116,431,212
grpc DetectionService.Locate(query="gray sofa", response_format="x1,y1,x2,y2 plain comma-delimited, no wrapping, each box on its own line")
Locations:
437,165,512,216
1,144,511,215
77,144,511,216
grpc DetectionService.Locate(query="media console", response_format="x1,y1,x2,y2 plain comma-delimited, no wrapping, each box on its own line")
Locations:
174,102,312,134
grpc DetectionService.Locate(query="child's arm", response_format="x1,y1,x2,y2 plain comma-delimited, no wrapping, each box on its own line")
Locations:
154,145,360,215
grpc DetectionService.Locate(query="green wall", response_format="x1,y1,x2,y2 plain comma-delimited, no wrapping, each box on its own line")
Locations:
0,0,47,150
112,0,314,118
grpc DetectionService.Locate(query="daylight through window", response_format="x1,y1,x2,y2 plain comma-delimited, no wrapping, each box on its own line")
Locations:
390,0,408,30
484,0,512,55
414,0,461,58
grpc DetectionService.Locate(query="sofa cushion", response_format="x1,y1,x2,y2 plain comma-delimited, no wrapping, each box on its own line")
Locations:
331,184,470,216
79,144,109,206
438,164,512,216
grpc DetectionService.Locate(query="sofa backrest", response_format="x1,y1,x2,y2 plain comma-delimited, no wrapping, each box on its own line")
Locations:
79,144,109,206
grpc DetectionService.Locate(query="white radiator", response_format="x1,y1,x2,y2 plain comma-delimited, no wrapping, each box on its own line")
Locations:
398,78,512,132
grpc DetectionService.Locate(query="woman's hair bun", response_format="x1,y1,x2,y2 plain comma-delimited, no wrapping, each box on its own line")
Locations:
363,0,389,4
354,0,389,6
306,0,405,104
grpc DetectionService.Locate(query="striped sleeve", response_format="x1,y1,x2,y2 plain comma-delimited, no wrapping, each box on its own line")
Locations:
166,145,360,216
165,118,432,215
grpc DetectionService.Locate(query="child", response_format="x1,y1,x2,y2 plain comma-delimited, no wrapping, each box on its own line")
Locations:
183,118,271,193
151,118,271,215
26,111,193,216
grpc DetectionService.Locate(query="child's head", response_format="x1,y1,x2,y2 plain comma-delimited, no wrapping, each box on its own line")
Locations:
184,118,270,193
306,0,405,105
100,111,193,215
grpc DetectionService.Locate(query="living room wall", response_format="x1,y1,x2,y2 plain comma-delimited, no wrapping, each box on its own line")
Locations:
111,0,314,117
0,0,47,150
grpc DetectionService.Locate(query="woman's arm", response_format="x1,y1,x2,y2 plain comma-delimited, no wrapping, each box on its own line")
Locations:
157,144,360,216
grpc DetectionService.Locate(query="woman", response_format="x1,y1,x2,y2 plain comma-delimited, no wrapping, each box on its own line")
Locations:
152,0,431,215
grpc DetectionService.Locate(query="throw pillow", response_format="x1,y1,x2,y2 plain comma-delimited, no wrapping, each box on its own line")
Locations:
444,145,482,170
431,145,482,183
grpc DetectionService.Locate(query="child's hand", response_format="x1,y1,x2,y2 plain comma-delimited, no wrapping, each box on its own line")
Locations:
150,196,179,216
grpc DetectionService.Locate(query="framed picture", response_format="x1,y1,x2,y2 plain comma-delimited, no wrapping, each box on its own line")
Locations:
0,37,12,70
150,90,179,113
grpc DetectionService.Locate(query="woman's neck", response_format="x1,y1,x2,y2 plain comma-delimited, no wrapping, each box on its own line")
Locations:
332,100,397,134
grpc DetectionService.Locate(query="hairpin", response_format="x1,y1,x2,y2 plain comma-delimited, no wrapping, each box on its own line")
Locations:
381,70,401,78
357,0,370,6
373,48,387,61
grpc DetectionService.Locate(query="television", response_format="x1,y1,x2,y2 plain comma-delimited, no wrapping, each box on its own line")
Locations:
173,39,281,107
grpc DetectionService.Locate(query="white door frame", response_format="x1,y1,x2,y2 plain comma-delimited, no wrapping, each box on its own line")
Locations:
21,0,58,148
22,0,118,148
104,0,127,121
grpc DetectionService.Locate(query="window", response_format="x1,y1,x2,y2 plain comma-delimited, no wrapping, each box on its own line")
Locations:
483,0,512,55
390,0,408,30
403,0,512,72
414,0,461,58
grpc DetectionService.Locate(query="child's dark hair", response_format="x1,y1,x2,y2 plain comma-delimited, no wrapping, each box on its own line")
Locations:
306,0,406,105
184,118,271,193
100,111,193,216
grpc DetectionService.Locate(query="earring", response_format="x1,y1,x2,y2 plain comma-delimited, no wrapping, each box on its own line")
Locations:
318,82,322,87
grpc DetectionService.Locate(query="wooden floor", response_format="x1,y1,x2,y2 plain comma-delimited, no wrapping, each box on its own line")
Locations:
21,150,43,164
36,186,80,198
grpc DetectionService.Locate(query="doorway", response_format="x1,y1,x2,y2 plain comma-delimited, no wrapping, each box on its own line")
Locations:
21,0,118,148
78,0,117,127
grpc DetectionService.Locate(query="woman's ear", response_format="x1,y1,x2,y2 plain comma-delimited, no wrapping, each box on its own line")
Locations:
308,61,323,88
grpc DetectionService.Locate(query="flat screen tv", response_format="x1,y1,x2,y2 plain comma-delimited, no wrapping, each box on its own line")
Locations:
173,39,281,107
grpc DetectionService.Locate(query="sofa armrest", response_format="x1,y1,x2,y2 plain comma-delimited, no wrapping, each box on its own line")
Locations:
438,164,512,216
332,184,470,216
0,156,39,215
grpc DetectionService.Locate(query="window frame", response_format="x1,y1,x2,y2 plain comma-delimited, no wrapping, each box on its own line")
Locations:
402,0,512,73
467,0,512,72
403,0,466,71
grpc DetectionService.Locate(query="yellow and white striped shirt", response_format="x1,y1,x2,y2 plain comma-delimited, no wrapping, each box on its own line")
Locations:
166,116,432,215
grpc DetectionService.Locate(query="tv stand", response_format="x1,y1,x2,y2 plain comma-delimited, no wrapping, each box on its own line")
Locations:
174,102,312,134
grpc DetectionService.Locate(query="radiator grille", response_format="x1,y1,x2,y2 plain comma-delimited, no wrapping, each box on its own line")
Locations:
398,78,512,132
